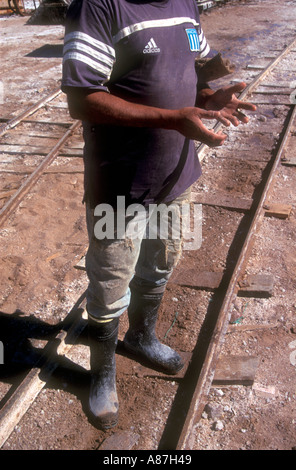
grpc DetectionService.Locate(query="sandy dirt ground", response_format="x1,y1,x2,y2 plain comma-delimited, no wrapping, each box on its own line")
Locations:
0,0,296,451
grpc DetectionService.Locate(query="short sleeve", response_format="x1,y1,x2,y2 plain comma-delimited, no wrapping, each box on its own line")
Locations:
192,0,210,58
198,27,210,58
61,0,116,92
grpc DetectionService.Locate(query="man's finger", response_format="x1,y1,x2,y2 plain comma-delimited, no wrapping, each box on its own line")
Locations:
224,83,257,110
197,125,227,147
236,100,257,111
224,82,247,96
198,109,230,125
225,82,257,111
207,130,227,148
235,110,250,123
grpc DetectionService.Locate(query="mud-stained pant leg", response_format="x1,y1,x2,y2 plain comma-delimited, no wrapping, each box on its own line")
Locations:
85,188,191,319
85,205,145,322
131,187,191,296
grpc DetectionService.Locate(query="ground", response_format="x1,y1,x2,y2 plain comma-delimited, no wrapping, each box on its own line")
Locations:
0,0,296,451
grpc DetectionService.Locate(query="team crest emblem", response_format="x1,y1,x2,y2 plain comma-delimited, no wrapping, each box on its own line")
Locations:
185,28,200,52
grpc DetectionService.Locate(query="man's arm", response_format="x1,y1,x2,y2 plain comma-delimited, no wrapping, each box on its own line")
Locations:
66,88,229,148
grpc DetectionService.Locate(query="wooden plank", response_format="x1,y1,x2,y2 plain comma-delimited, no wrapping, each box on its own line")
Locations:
0,144,83,157
191,192,252,211
246,64,266,70
1,133,84,150
1,135,61,147
227,323,278,333
238,274,274,297
247,97,292,105
212,355,259,385
264,203,292,219
0,144,53,155
251,90,291,95
98,431,140,451
74,252,87,270
170,270,223,290
0,190,16,200
281,157,296,166
206,148,272,162
43,167,84,174
0,166,83,175
0,118,73,127
170,270,274,297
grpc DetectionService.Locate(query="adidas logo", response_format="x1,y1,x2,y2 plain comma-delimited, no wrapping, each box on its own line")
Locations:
143,38,160,54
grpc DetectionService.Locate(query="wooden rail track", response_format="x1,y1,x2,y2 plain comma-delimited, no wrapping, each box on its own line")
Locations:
0,89,82,227
175,93,296,452
162,37,296,450
0,33,296,450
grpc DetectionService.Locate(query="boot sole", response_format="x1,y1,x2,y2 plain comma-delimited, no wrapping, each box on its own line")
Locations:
90,412,119,431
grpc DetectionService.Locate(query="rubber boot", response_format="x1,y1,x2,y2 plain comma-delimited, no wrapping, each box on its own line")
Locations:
88,316,119,430
123,291,184,375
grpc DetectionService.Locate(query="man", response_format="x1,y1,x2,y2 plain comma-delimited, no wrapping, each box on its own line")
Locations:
61,0,256,430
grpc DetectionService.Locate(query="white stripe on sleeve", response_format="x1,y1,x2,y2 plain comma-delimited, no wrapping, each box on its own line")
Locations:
63,51,113,78
63,41,114,69
64,31,115,57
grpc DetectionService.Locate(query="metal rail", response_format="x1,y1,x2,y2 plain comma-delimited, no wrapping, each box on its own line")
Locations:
168,39,296,449
0,88,62,138
175,103,295,449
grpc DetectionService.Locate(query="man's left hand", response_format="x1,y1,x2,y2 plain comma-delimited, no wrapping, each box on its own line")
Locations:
199,82,257,127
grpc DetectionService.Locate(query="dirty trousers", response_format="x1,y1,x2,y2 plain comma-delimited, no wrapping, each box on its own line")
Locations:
85,188,191,322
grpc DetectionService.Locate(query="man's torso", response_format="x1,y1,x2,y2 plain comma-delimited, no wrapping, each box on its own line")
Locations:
62,0,210,207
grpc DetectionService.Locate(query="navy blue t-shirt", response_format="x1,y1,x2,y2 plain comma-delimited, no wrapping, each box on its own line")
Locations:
62,0,210,207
